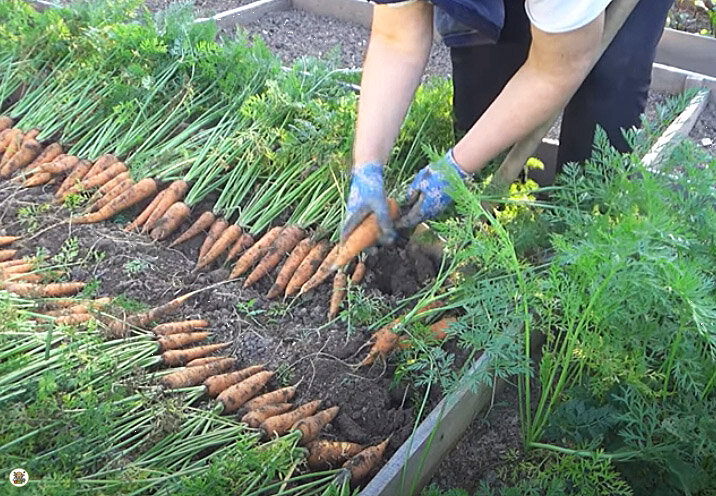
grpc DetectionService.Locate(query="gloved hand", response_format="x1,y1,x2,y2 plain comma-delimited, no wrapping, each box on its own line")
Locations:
395,148,470,229
341,161,397,245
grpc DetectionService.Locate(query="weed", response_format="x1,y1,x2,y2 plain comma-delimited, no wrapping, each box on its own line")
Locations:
51,237,80,267
340,286,388,335
123,258,149,275
79,277,101,299
17,203,52,233
63,192,88,212
112,294,148,313
274,362,293,387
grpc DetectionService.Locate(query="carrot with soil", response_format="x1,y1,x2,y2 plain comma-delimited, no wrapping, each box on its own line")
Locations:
196,224,241,269
241,403,294,428
243,385,298,410
37,154,79,175
106,289,189,337
0,236,20,247
142,180,189,233
162,342,231,367
169,211,215,247
90,176,135,213
260,400,321,438
2,139,42,177
71,178,157,224
306,440,365,470
204,364,265,397
350,261,366,284
226,233,254,262
150,201,191,241
243,226,305,288
85,170,131,210
230,226,283,278
0,250,17,262
328,271,347,320
83,154,118,181
1,282,85,298
198,217,228,260
124,188,166,232
340,438,390,482
54,314,93,326
55,159,91,200
157,331,210,351
285,240,330,297
159,358,235,388
26,142,63,170
291,405,340,444
0,116,12,131
216,370,275,413
186,356,229,367
153,320,210,335
267,237,314,298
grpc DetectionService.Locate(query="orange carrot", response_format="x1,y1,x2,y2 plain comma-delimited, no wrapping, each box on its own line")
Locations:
341,438,390,481
90,176,134,213
6,273,43,284
54,314,93,326
242,403,294,428
243,385,297,410
0,129,23,174
204,364,265,397
1,262,33,276
186,356,229,367
196,224,241,269
260,400,321,438
22,129,40,142
306,440,364,470
0,128,12,152
55,159,91,200
107,291,190,337
0,236,20,247
143,180,189,233
292,405,340,444
169,211,215,248
38,154,79,176
230,226,283,278
42,297,109,309
86,170,131,210
226,233,254,262
198,218,228,260
284,240,329,297
298,244,338,295
0,258,29,269
0,116,12,131
26,142,63,171
44,298,110,316
157,331,210,351
159,357,235,388
216,370,275,413
72,178,157,224
23,171,54,188
243,226,304,288
2,139,42,177
161,342,231,367
83,154,118,181
328,272,347,320
267,238,314,299
150,201,191,241
0,249,17,262
397,316,457,349
350,261,366,284
2,282,85,298
153,319,210,335
72,161,127,193
123,188,166,232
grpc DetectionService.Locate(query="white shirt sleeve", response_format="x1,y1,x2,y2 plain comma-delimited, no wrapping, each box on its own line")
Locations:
525,0,612,33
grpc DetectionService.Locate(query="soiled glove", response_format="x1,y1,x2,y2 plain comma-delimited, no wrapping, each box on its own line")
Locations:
396,148,470,229
341,161,397,245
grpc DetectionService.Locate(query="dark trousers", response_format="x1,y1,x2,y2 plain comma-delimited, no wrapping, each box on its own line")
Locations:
450,0,674,174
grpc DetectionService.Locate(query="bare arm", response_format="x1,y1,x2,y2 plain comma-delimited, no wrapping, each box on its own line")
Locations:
452,14,605,179
353,1,433,166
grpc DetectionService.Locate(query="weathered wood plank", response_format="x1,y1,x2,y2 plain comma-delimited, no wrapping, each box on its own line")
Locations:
655,28,716,79
194,0,291,29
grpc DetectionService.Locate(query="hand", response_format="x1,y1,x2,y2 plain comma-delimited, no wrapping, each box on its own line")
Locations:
396,148,470,229
342,162,397,245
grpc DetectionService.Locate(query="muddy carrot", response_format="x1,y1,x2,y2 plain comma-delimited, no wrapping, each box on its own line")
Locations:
284,240,330,297
267,238,314,299
306,440,364,470
0,236,20,247
298,244,339,295
84,154,118,181
22,129,40,142
1,262,32,276
0,116,12,131
150,201,191,241
226,233,254,262
143,180,189,233
55,314,93,326
86,170,131,209
397,316,457,349
107,291,191,337
0,128,12,152
216,370,275,413
2,139,42,177
0,129,23,173
159,357,235,388
26,142,63,170
72,178,157,224
243,385,298,410
153,319,210,335
169,211,215,248
2,282,85,298
6,273,42,283
243,226,304,288
0,258,27,268
230,226,283,278
55,159,91,200
45,298,110,316
73,161,127,193
38,154,79,176
198,218,228,260
123,189,165,232
157,331,210,351
292,406,340,444
90,176,134,213
260,400,321,438
328,272,347,320
204,364,265,397
23,171,54,188
341,438,390,481
186,356,229,367
0,249,17,262
197,224,241,269
161,342,231,367
241,403,293,428
350,261,366,284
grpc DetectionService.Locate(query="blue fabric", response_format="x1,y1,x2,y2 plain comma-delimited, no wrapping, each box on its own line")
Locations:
343,161,396,243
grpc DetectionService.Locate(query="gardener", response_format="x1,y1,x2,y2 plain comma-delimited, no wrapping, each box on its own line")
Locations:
342,0,673,243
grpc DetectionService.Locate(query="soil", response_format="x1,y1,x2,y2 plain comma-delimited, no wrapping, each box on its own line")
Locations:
669,0,715,36
690,102,716,157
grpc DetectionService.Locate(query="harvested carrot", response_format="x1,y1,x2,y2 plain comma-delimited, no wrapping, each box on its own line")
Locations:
169,211,215,248
298,244,339,295
159,357,235,389
328,272,347,320
143,180,189,233
2,282,85,298
260,400,321,438
292,405,340,444
0,258,28,269
150,201,191,241
186,356,229,367
306,440,364,470
84,154,118,181
350,261,366,284
55,314,93,326
242,226,304,288
0,129,23,173
0,236,20,247
341,438,390,481
153,319,210,335
23,129,40,142
107,290,190,337
26,142,63,170
124,188,166,232
198,218,228,260
1,262,33,276
226,233,254,262
6,273,42,283
284,240,330,297
90,176,134,213
157,331,209,351
2,139,41,177
86,170,131,210
197,224,241,269
230,226,283,278
162,342,231,367
397,316,457,349
243,385,298,410
204,364,265,397
23,171,54,188
0,128,12,152
241,403,293,428
55,159,91,200
38,154,79,175
0,249,17,262
216,370,275,413
0,116,12,131
266,238,313,299
72,178,157,224
72,161,127,193
45,298,110,316
43,297,108,309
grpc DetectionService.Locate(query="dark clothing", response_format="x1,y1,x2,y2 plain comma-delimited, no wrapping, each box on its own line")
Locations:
450,0,674,173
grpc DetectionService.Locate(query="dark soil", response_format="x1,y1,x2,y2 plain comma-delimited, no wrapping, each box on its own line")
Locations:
690,102,716,157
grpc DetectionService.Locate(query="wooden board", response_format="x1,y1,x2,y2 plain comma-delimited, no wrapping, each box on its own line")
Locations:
194,0,291,29
655,28,716,79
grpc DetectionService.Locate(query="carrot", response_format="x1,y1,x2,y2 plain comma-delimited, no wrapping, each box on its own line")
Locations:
0,129,23,173
216,370,275,413
83,154,118,181
350,261,366,284
123,189,165,232
243,385,297,410
42,297,108,309
2,282,85,298
169,211,215,248
242,226,305,288
198,218,228,260
157,331,210,351
341,438,390,482
22,172,54,188
0,258,28,268
298,244,339,295
143,180,189,233
0,249,17,262
260,400,321,438
204,364,265,397
196,224,241,269
226,233,254,262
107,290,190,337
1,139,42,177
72,178,157,224
266,237,314,298
284,240,330,297
22,129,40,142
26,142,63,171
0,236,20,247
44,298,110,316
241,403,293,428
397,316,457,349
328,272,347,320
186,356,229,367
150,201,191,241
291,405,340,444
153,319,210,335
230,226,283,278
162,342,231,367
55,314,93,326
86,171,131,210
1,262,33,276
159,357,235,389
38,154,79,175
306,440,364,470
72,161,127,193
6,273,42,283
90,176,134,213
0,128,12,152
55,159,91,200
0,116,12,131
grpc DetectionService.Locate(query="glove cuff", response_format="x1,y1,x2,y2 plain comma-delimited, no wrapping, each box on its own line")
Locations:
353,161,383,175
445,148,471,180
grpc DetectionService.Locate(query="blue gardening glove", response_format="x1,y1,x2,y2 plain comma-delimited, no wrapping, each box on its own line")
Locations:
395,148,470,229
341,161,397,245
